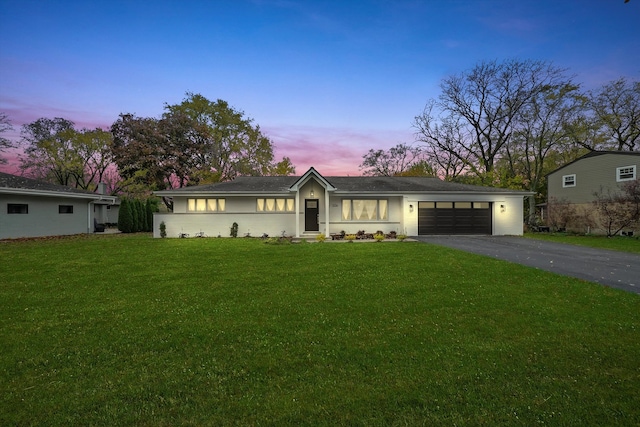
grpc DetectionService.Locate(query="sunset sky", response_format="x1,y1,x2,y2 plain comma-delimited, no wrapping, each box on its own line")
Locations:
1,0,639,176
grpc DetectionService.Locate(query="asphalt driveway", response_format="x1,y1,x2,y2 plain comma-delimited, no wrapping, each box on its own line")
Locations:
413,235,640,294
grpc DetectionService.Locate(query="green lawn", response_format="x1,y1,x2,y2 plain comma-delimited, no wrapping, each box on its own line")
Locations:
524,232,640,253
1,235,639,426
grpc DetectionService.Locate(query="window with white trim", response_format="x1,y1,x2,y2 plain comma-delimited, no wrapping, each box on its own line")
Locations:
341,199,388,221
617,165,636,182
256,198,295,212
187,198,225,212
562,174,576,188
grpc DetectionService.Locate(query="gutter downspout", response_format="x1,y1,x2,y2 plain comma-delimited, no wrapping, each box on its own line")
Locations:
295,189,300,238
324,189,330,237
87,201,93,234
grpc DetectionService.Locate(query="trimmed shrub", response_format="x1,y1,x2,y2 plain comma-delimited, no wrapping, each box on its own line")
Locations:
118,199,134,233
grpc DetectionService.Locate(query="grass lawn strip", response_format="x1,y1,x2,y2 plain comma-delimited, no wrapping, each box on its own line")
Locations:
524,232,640,254
1,235,639,426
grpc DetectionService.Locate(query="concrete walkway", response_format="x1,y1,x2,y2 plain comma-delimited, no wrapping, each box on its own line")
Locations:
413,235,640,294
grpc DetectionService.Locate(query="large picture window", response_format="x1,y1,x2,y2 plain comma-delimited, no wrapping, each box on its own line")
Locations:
341,199,388,221
187,198,225,212
256,198,295,212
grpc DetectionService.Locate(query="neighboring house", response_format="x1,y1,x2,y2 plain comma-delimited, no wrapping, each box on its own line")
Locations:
154,167,531,238
0,172,117,239
546,151,640,233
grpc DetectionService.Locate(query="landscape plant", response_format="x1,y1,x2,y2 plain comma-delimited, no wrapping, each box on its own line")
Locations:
117,198,133,233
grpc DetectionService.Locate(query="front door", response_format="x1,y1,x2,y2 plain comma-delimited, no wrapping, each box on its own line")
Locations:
305,199,319,231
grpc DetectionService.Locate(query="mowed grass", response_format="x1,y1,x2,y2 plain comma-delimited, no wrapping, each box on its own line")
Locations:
524,232,640,254
1,235,639,426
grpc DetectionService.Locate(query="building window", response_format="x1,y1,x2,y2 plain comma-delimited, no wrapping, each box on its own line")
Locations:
59,205,74,214
617,165,636,182
187,198,225,212
562,174,576,188
341,199,388,221
256,198,295,212
8,204,28,214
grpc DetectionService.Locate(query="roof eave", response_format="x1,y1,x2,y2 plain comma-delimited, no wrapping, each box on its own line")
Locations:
0,187,116,201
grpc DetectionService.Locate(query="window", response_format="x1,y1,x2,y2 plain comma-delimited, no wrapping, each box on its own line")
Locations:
256,198,295,212
418,201,489,209
562,174,576,188
617,165,636,182
187,198,225,212
341,199,388,221
8,204,28,214
59,205,74,214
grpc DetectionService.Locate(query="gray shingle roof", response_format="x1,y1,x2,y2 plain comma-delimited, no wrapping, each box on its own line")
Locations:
158,174,528,194
0,172,98,195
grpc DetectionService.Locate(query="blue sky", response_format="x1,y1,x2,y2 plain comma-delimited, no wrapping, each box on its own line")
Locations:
1,0,639,175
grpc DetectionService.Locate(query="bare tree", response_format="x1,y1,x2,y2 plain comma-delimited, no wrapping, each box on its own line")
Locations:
593,180,640,237
0,112,15,164
589,78,640,151
508,82,584,223
415,59,571,184
359,143,423,176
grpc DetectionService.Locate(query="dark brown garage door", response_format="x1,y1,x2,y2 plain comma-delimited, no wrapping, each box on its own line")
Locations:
418,201,492,235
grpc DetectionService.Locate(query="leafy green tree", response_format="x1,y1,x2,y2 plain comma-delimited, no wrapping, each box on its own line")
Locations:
130,199,140,232
111,93,290,209
118,199,134,233
136,199,147,232
164,93,280,183
145,199,154,232
271,156,296,176
19,117,114,190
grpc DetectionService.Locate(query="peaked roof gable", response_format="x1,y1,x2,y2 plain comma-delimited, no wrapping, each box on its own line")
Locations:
288,167,336,191
547,151,640,176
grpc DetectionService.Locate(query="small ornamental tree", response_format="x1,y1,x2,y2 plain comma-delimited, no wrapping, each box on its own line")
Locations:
118,199,134,233
546,197,578,231
593,180,640,237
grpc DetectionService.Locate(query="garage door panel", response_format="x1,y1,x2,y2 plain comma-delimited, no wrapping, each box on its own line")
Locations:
418,202,492,235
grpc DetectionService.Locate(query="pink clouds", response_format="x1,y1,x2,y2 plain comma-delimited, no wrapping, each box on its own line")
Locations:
1,98,114,132
266,124,415,176
0,97,417,177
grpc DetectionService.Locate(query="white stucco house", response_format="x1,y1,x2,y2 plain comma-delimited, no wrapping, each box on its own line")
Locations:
0,172,117,239
153,167,531,238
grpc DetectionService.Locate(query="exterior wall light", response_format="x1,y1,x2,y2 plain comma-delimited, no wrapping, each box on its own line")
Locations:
500,204,506,213
409,204,414,212
310,189,315,197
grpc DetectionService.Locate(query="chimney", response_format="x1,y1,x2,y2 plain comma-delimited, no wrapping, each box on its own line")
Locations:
97,182,107,195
